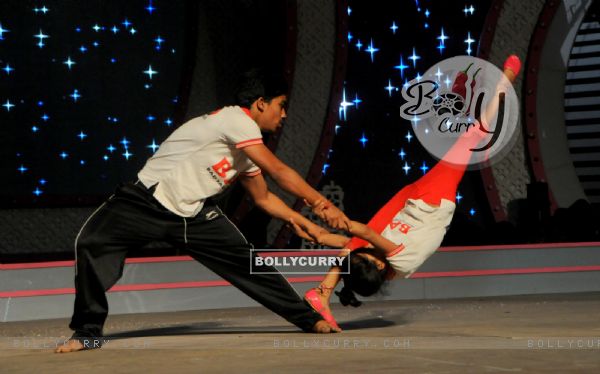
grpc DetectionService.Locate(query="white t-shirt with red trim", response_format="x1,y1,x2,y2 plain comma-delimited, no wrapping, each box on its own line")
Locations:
138,106,262,217
382,198,455,278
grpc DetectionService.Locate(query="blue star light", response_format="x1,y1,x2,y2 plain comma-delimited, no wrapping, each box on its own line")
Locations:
347,32,353,42
365,39,379,62
353,93,362,108
77,131,87,140
408,47,420,67
154,36,164,50
405,131,413,142
18,165,28,173
120,137,130,147
70,89,81,102
143,65,158,79
93,41,99,47
390,21,398,34
123,150,133,160
3,99,14,111
420,162,429,174
37,101,44,106
398,149,406,160
33,188,43,196
424,9,430,17
147,139,159,152
103,155,109,161
146,115,156,122
322,163,330,175
111,26,119,34
0,23,9,40
347,6,352,15
359,133,368,148
80,160,86,165
40,6,49,14
32,126,39,132
3,64,13,74
39,179,47,185
79,45,87,53
456,192,463,203
355,40,362,50
41,114,49,121
107,144,116,153
64,57,75,69
402,162,411,175
59,152,68,159
122,19,132,28
146,1,156,14
469,208,476,216
465,32,475,55
34,30,49,48
164,118,173,126
394,55,408,78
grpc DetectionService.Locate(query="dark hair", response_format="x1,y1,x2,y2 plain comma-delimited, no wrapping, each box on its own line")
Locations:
336,247,390,307
235,69,289,108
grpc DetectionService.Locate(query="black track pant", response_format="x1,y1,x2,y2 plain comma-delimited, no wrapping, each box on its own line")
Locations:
69,182,321,340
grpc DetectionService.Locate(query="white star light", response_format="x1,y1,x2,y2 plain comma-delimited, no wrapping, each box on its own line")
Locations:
338,87,353,121
130,28,137,35
0,23,9,40
34,30,49,48
405,131,413,142
456,192,463,203
402,162,411,175
64,57,75,69
390,21,398,34
123,150,133,160
356,40,362,50
40,6,49,14
147,139,159,153
465,32,475,55
365,39,379,62
143,65,157,79
3,64,14,74
409,47,420,67
70,89,81,102
464,5,475,16
435,67,443,80
385,79,396,97
111,26,119,34
3,99,14,111
93,24,101,32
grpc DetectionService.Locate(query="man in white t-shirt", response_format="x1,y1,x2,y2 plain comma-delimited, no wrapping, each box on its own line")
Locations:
56,72,349,353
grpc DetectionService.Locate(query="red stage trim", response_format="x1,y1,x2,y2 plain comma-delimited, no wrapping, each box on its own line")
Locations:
2,267,599,298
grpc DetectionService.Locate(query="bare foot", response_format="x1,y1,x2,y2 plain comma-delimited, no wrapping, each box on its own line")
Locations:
311,320,341,333
54,339,85,353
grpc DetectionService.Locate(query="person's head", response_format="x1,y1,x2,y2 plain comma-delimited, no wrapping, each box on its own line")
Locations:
235,69,289,133
339,247,390,301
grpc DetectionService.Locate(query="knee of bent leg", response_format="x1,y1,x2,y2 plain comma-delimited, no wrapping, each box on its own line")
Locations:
75,231,106,256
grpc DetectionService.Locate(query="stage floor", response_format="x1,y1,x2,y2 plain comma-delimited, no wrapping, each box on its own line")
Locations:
2,293,599,373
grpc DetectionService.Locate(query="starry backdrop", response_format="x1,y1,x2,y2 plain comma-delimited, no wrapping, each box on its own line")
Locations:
1,0,192,204
318,0,495,237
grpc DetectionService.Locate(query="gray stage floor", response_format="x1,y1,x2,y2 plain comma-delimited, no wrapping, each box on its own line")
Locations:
1,293,600,373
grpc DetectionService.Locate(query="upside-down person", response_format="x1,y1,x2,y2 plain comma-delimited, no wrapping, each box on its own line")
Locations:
290,56,522,330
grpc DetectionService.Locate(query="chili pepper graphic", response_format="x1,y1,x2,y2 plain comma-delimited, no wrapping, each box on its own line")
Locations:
451,62,481,115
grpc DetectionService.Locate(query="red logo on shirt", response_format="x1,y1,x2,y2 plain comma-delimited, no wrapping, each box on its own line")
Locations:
212,157,235,184
389,221,411,234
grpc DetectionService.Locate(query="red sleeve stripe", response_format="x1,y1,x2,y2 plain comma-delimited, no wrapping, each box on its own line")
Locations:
386,244,405,258
235,138,263,148
242,169,262,177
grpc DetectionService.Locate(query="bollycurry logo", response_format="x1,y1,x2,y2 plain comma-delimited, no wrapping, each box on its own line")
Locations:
400,56,519,168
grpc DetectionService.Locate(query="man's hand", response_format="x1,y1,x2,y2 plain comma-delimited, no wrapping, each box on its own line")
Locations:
288,218,328,244
306,199,352,231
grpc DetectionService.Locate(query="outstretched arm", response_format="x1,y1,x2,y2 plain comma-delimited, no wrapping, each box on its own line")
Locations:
240,173,325,242
242,143,351,231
